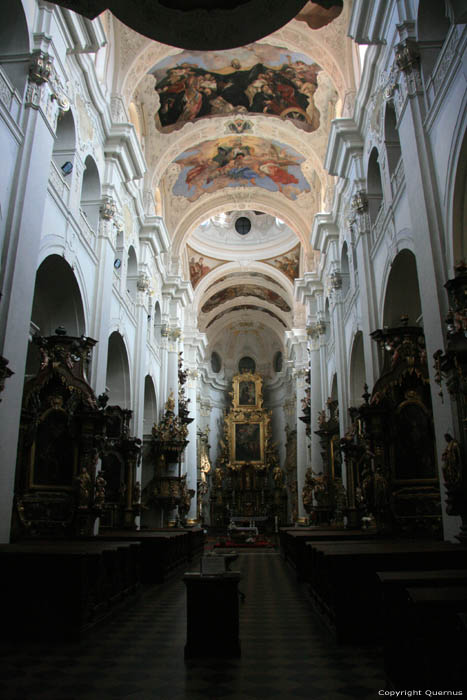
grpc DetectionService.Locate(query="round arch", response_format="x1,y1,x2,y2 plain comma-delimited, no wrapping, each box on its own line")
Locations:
106,331,132,409
194,259,294,303
366,146,383,224
207,310,287,348
30,254,86,337
349,330,366,406
382,249,422,328
0,0,30,95
448,121,467,268
171,193,311,259
80,155,101,233
143,375,158,436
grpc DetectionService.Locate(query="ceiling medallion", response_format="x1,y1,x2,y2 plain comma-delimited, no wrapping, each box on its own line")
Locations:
47,0,308,50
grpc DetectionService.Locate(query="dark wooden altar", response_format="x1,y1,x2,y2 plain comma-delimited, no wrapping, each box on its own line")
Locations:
341,318,442,536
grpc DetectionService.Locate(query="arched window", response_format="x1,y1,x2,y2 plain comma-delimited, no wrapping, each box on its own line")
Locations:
349,331,366,406
0,1,30,97
383,249,422,328
324,298,331,343
53,110,76,180
143,375,157,436
384,102,402,181
340,242,350,296
106,332,131,409
26,254,86,379
127,246,138,301
153,301,162,343
80,156,101,233
211,351,222,373
417,0,451,85
367,147,383,225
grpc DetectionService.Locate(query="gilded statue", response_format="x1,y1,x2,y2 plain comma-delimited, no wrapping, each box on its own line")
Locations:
213,465,223,488
442,433,462,486
133,481,141,504
94,472,106,508
76,466,92,508
200,453,211,482
273,465,284,488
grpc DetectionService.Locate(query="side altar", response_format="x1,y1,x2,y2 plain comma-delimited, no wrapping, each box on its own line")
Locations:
211,372,286,528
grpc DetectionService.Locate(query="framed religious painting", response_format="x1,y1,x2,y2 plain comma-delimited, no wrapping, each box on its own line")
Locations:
231,371,263,410
233,421,264,464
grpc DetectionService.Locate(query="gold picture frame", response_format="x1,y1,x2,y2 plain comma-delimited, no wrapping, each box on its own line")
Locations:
231,372,263,410
232,421,264,464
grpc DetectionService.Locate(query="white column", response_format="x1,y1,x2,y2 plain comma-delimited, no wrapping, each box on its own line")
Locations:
308,330,323,474
185,370,198,524
295,368,309,524
0,54,62,542
352,203,380,388
90,203,117,396
393,33,459,540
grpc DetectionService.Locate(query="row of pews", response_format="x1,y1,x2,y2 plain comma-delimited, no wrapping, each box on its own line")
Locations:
280,527,467,689
1,528,204,644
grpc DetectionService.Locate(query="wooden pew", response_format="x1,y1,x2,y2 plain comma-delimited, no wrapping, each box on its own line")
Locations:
0,540,141,643
385,585,467,689
305,540,467,642
97,529,204,583
280,528,377,580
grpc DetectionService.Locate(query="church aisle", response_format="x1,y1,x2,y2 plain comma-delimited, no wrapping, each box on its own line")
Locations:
0,552,384,700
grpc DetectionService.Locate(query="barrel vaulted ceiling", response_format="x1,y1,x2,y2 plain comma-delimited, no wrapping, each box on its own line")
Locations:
105,1,358,375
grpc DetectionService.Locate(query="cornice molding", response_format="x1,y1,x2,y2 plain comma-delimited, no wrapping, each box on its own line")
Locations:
348,0,389,45
324,118,363,178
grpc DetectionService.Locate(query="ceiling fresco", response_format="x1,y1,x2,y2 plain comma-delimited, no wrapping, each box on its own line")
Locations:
150,44,323,133
187,247,227,287
201,285,291,314
206,305,287,328
206,271,287,292
296,1,343,30
172,136,310,203
262,245,300,282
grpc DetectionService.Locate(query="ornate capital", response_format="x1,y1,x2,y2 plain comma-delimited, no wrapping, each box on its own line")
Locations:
137,273,150,292
29,51,53,85
100,196,117,221
395,38,420,74
0,356,14,400
169,327,182,342
329,271,342,291
351,190,368,215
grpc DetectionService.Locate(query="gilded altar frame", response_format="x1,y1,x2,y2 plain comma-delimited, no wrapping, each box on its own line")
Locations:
231,371,263,410
225,373,270,470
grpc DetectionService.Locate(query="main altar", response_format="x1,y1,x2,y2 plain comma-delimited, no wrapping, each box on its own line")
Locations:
211,372,286,528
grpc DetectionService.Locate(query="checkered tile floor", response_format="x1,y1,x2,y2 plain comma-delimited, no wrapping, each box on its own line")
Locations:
0,552,385,699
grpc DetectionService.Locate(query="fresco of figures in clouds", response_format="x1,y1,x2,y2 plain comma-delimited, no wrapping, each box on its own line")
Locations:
172,136,310,202
150,44,324,133
187,247,226,288
262,246,300,282
201,285,291,314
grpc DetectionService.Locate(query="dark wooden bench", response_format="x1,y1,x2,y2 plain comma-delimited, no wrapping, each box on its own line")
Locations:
384,584,467,689
279,528,377,580
97,529,204,583
305,540,467,642
0,540,141,643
